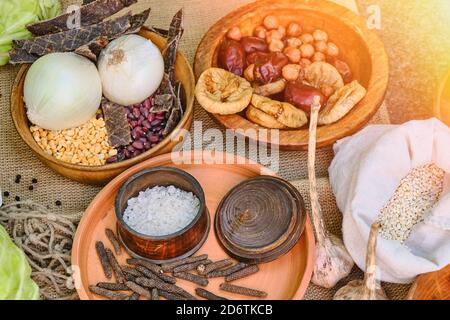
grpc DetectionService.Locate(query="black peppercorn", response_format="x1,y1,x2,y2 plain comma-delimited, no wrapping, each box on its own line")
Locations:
15,196,20,201
28,186,34,191
55,200,62,206
3,191,9,197
32,178,38,184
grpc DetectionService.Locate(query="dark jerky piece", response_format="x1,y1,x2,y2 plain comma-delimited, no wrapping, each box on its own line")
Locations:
106,248,125,283
173,259,212,273
173,272,208,287
75,36,109,61
83,0,96,4
195,288,228,301
127,258,163,274
163,108,181,137
122,266,142,277
97,282,129,291
199,259,234,275
151,288,159,300
152,94,174,113
129,292,140,300
163,9,184,87
105,228,122,255
126,281,151,299
159,290,185,300
160,254,208,272
135,277,196,300
101,99,132,147
95,241,112,279
150,27,169,38
89,285,129,300
27,0,138,36
219,283,267,298
126,9,151,35
225,265,259,282
206,262,248,278
8,48,39,64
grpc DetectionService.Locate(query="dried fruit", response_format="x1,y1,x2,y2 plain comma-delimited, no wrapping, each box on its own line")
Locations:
251,95,307,128
241,37,268,54
302,62,344,91
253,79,286,97
318,80,366,125
195,68,253,115
246,105,287,129
253,52,289,84
218,39,246,76
284,81,326,114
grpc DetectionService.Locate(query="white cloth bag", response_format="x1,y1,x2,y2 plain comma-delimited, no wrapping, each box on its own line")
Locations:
329,119,450,284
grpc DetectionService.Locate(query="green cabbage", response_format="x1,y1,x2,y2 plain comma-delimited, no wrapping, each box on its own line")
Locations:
0,0,61,66
0,224,40,300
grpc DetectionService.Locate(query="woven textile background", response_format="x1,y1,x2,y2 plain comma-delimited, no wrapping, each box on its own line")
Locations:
0,0,410,299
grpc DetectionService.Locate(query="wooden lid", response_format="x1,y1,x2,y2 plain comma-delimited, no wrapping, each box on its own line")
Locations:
215,176,306,263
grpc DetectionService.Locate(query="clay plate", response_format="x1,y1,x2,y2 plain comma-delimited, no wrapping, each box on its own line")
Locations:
72,152,315,300
407,264,450,300
194,0,389,150
434,68,450,128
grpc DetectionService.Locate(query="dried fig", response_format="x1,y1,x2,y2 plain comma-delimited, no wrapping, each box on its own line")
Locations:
331,59,353,83
241,36,269,54
254,52,289,84
284,81,326,113
251,94,307,128
246,105,287,129
253,79,286,97
218,39,246,76
195,68,253,115
302,61,344,91
318,80,367,125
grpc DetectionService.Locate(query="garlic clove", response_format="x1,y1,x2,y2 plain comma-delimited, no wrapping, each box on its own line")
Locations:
333,280,388,300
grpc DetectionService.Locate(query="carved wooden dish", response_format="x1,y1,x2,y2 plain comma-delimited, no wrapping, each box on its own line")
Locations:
434,68,450,128
11,29,195,185
407,265,450,300
194,0,389,150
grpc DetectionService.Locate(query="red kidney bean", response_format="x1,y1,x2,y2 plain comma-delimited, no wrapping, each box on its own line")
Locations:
144,98,152,109
133,108,141,118
130,120,138,127
139,137,148,143
155,114,165,120
151,119,162,127
142,127,149,133
106,156,118,163
132,141,144,150
142,120,151,129
124,149,131,158
132,127,143,139
147,113,156,122
133,150,142,157
127,145,135,152
149,134,159,143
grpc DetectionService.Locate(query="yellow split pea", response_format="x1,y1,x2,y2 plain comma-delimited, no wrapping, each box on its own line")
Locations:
30,117,117,166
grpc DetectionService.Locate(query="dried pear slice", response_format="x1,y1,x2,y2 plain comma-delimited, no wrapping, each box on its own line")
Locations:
195,68,253,115
246,105,288,129
318,80,367,125
303,62,344,91
251,95,307,129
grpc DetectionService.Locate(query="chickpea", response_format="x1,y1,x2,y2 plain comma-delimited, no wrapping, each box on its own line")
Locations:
326,42,340,57
263,15,279,29
287,37,302,48
300,43,315,58
284,47,301,63
314,40,328,53
300,33,314,44
282,64,301,81
313,51,326,62
266,29,283,43
300,58,312,67
269,39,285,52
313,29,328,42
244,64,255,82
287,22,302,37
277,25,286,37
254,26,267,39
227,26,242,41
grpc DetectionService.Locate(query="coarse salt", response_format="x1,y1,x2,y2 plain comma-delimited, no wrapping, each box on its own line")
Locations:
123,185,200,236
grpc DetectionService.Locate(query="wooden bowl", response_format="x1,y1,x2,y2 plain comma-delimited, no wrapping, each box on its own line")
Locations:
194,0,389,150
115,167,210,263
215,176,306,263
407,264,450,300
11,28,195,185
434,67,450,127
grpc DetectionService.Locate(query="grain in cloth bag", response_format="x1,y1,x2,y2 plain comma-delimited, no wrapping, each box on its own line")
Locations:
329,118,450,284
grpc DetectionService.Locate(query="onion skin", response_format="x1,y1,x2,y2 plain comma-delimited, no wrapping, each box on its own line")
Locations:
98,35,164,106
24,52,102,131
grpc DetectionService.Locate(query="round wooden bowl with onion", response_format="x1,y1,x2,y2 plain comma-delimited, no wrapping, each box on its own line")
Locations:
194,0,389,150
11,28,195,185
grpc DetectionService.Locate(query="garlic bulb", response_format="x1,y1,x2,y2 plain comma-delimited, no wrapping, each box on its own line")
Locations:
98,34,164,106
308,96,354,289
334,223,388,300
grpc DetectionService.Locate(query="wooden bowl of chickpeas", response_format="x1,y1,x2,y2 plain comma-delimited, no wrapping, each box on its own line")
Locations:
194,0,389,150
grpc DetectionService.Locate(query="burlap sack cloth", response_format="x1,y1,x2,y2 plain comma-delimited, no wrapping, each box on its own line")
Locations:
0,0,411,299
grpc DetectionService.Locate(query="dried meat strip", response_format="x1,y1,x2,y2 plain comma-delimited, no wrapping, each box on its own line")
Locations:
163,9,184,87
74,36,109,61
8,49,39,64
27,0,138,36
101,99,132,147
15,14,132,56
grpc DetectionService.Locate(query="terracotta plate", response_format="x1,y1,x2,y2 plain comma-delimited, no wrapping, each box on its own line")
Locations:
434,68,450,127
407,265,450,300
72,152,315,300
194,0,389,150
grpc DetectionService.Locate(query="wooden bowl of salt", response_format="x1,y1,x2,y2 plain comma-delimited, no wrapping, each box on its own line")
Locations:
115,167,209,263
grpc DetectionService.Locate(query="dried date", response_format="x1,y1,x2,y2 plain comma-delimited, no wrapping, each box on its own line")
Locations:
284,81,326,113
218,39,246,77
254,52,289,84
240,36,268,54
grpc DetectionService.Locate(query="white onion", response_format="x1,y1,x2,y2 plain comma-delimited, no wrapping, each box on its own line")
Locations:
24,53,102,131
97,35,165,106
